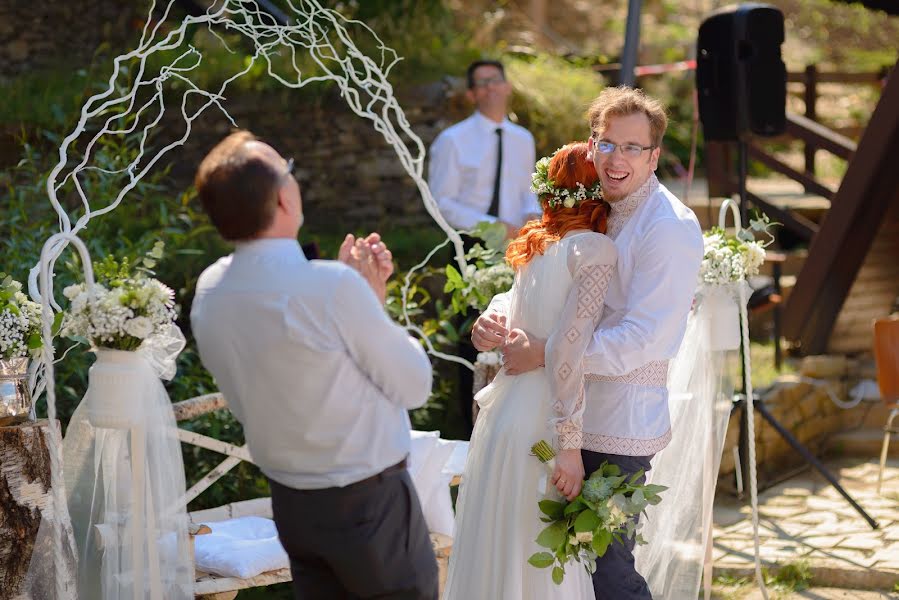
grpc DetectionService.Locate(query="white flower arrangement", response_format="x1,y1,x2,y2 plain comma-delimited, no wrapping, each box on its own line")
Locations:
60,244,178,351
699,216,775,285
531,152,602,210
0,274,44,360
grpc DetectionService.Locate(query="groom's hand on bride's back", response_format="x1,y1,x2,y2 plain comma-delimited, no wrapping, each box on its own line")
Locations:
500,329,545,375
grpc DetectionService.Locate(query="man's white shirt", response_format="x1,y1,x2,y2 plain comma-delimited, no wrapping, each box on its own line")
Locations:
428,111,540,229
191,239,432,489
488,174,704,455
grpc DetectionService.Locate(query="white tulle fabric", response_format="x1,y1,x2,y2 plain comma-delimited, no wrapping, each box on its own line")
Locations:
633,281,747,599
444,232,615,600
60,325,193,599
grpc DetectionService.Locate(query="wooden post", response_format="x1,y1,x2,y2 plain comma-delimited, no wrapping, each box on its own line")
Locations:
0,420,75,599
529,0,547,33
804,64,818,186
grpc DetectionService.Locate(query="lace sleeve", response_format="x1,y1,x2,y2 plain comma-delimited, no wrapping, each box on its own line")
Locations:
545,234,617,450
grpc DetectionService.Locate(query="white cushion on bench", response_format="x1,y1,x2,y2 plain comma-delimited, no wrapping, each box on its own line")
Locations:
194,516,289,578
409,431,469,538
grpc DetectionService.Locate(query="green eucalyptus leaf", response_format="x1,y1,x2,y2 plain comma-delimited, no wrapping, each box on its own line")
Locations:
538,499,565,520
551,566,564,585
573,509,601,533
536,521,567,550
527,552,555,569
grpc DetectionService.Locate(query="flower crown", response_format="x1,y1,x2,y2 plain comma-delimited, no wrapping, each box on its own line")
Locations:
530,150,603,210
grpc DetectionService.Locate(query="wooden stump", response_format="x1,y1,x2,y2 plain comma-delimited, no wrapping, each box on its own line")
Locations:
0,419,75,600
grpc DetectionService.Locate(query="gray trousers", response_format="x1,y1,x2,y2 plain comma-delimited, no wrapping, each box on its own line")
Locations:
582,450,655,600
269,466,439,600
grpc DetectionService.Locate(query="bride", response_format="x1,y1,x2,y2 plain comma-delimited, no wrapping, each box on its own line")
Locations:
443,142,615,599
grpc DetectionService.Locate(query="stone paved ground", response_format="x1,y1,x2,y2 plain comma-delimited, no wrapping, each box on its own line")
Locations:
711,456,899,596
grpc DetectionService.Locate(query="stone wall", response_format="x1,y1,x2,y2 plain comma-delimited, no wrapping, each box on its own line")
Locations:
0,0,139,79
718,354,877,490
160,83,470,231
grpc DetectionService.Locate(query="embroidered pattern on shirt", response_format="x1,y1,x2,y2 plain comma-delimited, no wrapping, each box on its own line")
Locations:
552,259,613,451
576,264,614,319
582,428,672,456
606,173,660,239
586,359,669,387
556,389,586,450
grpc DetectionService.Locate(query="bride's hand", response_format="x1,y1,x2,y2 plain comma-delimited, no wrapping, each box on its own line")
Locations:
551,448,584,501
472,313,508,351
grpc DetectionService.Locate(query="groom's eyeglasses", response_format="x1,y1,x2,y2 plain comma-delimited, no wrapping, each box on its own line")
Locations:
593,139,656,158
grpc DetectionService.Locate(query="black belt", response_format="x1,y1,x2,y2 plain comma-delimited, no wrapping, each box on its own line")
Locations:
352,457,408,487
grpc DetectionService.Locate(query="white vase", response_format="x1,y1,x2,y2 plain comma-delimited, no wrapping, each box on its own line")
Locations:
86,349,149,429
703,286,742,351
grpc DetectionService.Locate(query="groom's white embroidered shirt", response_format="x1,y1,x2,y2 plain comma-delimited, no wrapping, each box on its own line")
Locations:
488,174,702,455
191,239,432,489
581,174,702,455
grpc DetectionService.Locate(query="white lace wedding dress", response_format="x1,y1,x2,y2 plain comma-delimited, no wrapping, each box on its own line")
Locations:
444,231,616,600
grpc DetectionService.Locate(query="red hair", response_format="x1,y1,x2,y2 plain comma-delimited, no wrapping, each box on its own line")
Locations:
506,142,610,270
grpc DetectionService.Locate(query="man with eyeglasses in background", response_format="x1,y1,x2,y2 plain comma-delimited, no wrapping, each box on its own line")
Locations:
428,59,540,430
428,59,540,240
473,86,704,600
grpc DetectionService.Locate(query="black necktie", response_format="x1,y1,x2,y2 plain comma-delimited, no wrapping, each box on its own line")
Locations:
487,127,503,217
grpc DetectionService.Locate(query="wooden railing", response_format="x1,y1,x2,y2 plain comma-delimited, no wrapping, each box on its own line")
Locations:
708,65,890,243
789,64,889,182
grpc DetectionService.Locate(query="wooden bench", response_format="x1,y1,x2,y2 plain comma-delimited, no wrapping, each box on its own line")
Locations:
174,394,455,599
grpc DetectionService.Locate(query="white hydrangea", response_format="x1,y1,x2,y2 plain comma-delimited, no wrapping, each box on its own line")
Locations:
699,229,768,285
61,278,177,350
0,275,42,360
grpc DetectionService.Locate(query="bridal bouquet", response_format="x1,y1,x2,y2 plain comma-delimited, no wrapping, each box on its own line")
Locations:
528,441,666,584
0,273,47,359
699,214,775,285
61,243,178,351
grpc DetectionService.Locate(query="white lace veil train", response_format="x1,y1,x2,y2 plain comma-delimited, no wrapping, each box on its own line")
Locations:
634,282,746,599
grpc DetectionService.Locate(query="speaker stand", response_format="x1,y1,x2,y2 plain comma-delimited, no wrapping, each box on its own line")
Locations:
733,138,878,530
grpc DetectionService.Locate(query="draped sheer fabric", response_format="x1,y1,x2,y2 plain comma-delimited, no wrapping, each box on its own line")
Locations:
444,232,615,599
25,325,194,599
633,282,746,599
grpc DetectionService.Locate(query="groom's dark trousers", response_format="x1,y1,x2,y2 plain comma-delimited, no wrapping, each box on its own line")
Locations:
269,460,439,600
582,450,654,600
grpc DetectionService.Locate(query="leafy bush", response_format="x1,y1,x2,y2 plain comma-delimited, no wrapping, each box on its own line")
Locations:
505,53,607,156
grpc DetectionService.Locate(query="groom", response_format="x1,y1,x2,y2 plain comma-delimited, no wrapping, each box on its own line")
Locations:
190,131,438,598
473,86,703,599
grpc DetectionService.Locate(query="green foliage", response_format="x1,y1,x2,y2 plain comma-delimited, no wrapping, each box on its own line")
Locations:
443,222,513,316
528,457,666,584
505,54,606,156
766,559,813,592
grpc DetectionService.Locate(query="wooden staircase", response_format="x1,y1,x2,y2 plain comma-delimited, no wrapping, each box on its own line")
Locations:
704,62,899,355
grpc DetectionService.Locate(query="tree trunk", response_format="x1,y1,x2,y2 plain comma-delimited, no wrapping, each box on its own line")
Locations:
0,419,75,600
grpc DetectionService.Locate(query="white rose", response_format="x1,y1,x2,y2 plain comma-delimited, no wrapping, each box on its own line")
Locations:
563,197,576,209
575,531,594,543
63,284,83,300
123,316,154,339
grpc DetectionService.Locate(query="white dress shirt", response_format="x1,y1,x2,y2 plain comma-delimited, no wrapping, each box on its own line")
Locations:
488,174,703,456
428,111,540,229
190,239,432,489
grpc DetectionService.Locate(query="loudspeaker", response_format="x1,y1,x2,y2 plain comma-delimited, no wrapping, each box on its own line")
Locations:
696,3,787,141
